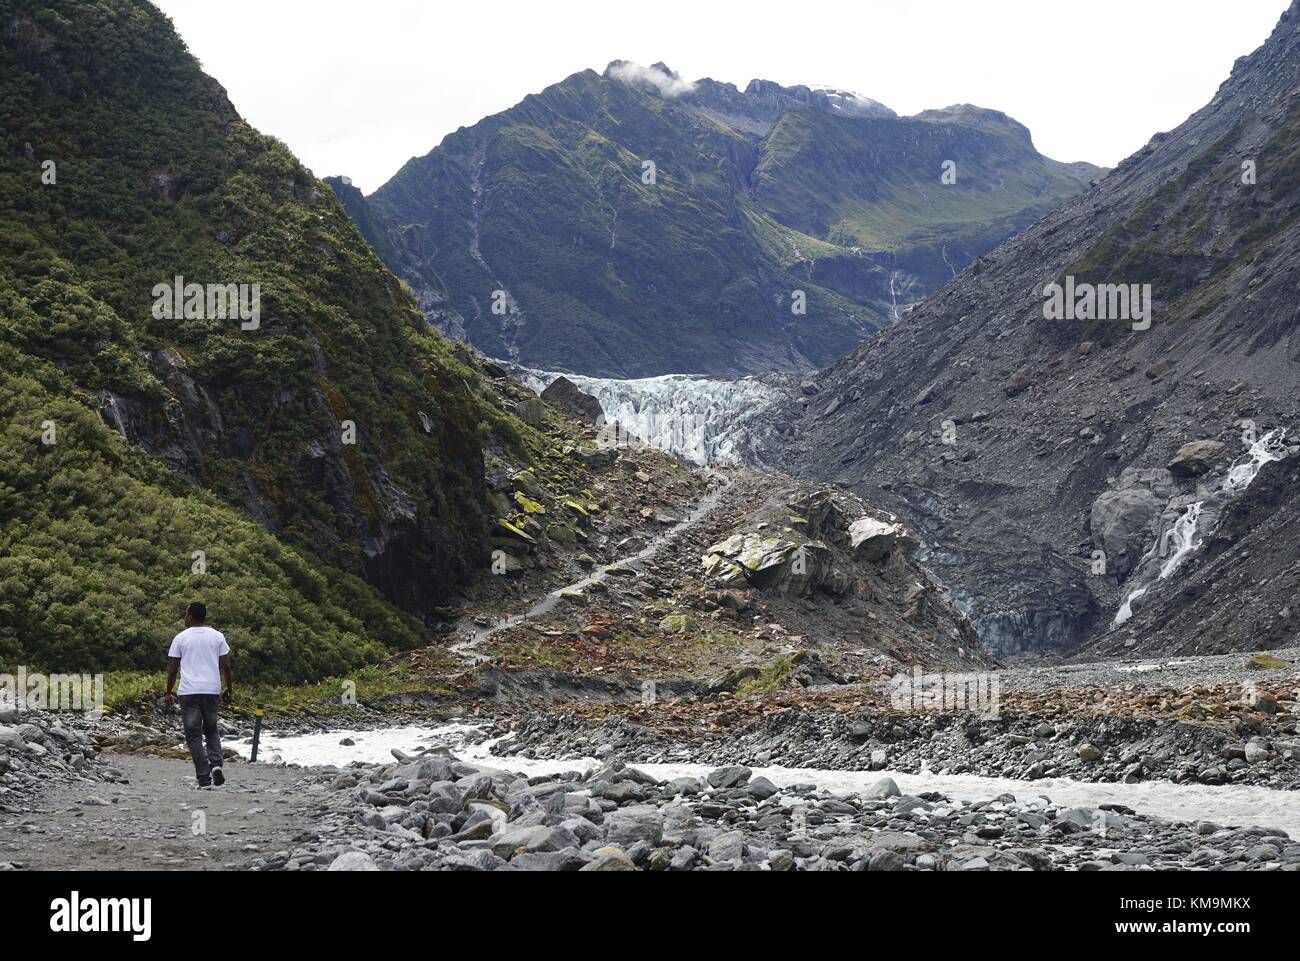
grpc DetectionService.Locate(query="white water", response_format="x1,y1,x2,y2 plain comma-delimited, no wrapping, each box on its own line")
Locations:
511,366,781,466
1157,501,1203,580
229,723,1300,841
1223,428,1288,494
1115,428,1288,625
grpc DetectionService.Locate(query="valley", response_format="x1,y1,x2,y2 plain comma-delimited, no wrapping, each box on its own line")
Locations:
1,0,1298,883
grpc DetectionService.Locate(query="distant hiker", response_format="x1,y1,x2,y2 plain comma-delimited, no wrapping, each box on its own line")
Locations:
164,602,233,788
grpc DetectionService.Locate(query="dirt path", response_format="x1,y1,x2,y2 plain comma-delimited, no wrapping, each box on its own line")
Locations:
450,468,734,665
1,755,307,871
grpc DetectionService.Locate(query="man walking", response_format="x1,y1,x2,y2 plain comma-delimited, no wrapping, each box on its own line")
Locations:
164,602,233,787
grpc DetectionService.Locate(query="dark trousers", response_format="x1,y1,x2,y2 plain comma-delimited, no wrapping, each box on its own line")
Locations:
179,694,223,783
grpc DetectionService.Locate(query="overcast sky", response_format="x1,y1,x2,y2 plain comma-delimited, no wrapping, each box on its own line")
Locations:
154,0,1291,193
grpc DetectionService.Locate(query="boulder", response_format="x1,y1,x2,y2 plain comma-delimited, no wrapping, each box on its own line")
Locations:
702,533,833,597
867,777,901,799
848,517,915,564
708,831,746,862
706,765,752,789
328,851,380,872
514,396,546,427
1090,486,1162,576
540,376,605,424
604,806,664,846
1168,440,1226,477
0,727,26,752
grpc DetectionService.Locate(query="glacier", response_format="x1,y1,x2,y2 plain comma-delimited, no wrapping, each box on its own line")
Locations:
509,365,783,466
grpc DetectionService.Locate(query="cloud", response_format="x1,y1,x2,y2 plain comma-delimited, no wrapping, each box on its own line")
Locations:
608,61,697,98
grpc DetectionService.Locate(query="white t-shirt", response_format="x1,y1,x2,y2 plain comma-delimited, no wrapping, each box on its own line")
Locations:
167,626,230,696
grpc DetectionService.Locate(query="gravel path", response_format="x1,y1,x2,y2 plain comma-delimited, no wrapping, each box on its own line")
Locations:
1,756,306,871
450,469,732,665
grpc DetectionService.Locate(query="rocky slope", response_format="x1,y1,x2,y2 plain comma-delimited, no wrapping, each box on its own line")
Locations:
759,2,1300,657
335,64,1099,377
439,461,987,710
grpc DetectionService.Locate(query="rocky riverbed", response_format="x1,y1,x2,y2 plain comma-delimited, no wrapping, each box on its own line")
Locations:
0,709,116,812
494,656,1300,791
254,750,1299,872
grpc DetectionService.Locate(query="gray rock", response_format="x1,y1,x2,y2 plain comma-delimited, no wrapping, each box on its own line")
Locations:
605,805,664,846
1244,741,1271,764
706,765,752,789
708,831,746,862
867,777,901,799
663,776,702,798
579,847,637,871
0,727,26,752
487,824,554,860
1168,440,1226,477
328,851,380,872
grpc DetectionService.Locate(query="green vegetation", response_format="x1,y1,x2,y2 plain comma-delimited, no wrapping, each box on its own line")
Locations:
0,0,516,683
0,350,426,683
736,655,796,695
103,649,462,718
1064,104,1300,345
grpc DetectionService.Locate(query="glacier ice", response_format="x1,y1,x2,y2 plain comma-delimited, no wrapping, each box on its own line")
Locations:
511,366,783,466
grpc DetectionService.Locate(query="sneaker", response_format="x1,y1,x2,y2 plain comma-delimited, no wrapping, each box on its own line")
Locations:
197,779,212,789
211,767,225,787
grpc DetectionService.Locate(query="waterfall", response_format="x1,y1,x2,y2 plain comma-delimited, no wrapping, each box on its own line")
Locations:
1114,428,1288,626
1157,502,1203,580
1223,427,1289,493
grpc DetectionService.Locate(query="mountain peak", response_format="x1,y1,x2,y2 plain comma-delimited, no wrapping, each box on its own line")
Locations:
912,104,1033,143
741,78,896,119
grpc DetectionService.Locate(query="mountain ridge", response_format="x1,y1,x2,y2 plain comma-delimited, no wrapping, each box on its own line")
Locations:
335,60,1102,378
756,0,1300,657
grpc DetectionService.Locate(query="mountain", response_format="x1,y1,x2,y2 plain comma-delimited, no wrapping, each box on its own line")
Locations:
337,63,1101,378
758,1,1300,657
0,0,514,681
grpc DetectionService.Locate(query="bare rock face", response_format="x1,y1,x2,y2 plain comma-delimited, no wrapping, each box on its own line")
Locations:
1091,487,1162,578
541,376,605,425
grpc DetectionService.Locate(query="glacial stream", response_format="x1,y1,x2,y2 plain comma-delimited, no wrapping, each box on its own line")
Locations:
229,723,1300,841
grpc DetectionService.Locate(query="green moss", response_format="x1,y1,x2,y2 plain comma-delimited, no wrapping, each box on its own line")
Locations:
736,655,796,696
1247,654,1288,671
514,492,546,514
658,613,695,634
496,518,536,543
